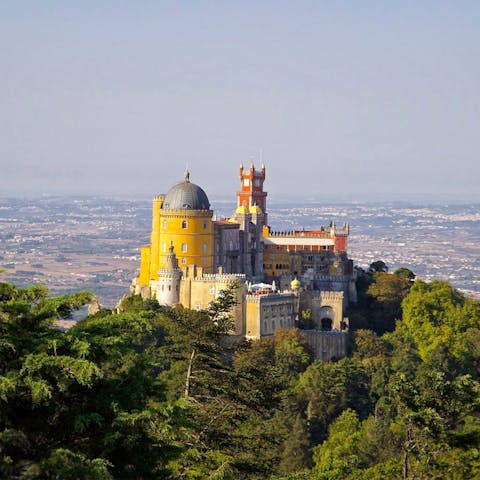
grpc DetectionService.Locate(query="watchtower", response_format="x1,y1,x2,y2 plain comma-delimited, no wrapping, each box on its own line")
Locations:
237,163,267,226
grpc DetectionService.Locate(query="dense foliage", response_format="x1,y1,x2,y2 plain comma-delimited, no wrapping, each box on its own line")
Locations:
1,267,480,479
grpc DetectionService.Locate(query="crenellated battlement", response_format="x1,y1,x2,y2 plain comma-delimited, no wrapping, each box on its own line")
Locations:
266,224,349,238
246,292,294,303
320,291,344,301
160,209,213,217
158,268,182,276
192,273,246,283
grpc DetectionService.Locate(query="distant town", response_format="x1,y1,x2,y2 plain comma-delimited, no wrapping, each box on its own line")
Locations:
1,196,479,306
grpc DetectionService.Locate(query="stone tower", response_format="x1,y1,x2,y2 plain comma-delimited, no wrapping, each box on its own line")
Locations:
137,171,215,288
237,163,268,226
150,243,182,305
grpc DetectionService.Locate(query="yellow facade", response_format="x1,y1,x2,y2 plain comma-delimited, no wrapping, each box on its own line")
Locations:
149,195,163,281
158,210,214,274
138,196,215,284
138,245,151,285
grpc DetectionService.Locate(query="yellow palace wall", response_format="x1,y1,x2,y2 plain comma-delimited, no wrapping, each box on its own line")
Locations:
138,196,215,284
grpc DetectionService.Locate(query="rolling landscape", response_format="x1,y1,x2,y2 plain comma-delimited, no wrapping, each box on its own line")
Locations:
1,195,479,306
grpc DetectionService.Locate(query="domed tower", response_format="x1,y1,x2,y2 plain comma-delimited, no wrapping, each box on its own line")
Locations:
137,171,214,288
158,171,214,274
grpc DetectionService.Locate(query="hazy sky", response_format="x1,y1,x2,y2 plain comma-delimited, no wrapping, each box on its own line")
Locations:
1,1,479,201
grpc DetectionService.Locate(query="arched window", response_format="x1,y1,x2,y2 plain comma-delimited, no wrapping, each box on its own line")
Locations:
203,243,208,253
181,220,188,229
181,243,188,253
162,220,167,229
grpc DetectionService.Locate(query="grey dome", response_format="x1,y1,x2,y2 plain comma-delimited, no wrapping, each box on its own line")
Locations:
162,176,210,210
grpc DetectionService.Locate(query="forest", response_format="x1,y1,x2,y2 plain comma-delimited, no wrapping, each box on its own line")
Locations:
1,264,480,479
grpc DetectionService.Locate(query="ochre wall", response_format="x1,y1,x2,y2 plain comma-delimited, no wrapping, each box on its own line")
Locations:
138,246,151,285
158,211,214,273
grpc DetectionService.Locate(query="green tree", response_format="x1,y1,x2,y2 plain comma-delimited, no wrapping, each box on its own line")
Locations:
369,261,388,273
279,415,311,474
393,267,415,282
312,409,363,479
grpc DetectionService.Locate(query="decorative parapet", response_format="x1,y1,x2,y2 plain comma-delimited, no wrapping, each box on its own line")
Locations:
267,230,330,238
319,291,344,301
266,224,349,238
246,293,294,303
314,274,353,282
192,273,246,283
160,209,213,218
158,268,182,276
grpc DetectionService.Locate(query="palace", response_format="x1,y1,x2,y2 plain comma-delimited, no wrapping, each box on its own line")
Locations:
131,165,355,360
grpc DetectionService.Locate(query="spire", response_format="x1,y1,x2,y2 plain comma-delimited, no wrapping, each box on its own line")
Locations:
165,241,179,271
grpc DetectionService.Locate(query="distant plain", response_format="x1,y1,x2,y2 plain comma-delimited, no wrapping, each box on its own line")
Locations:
1,196,479,307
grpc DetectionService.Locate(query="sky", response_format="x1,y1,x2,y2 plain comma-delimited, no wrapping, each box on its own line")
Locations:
1,1,479,202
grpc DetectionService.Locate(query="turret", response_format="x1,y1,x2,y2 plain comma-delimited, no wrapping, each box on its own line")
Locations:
152,243,182,306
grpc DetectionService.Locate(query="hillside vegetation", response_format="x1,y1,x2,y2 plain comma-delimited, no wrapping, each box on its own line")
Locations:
1,269,480,479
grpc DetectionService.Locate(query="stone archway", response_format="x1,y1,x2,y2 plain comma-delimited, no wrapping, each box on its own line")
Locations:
318,306,334,331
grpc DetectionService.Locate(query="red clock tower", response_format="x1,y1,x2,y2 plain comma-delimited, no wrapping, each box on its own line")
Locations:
237,163,267,226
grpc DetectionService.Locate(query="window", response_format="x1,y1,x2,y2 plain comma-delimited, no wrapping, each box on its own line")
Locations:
162,242,167,252
209,285,215,294
181,220,188,229
203,243,208,253
182,257,186,264
163,220,167,229
243,179,250,187
194,302,201,310
203,221,208,229
181,243,188,253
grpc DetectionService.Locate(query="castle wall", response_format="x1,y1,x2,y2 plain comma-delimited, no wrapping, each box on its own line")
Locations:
180,273,246,335
304,330,348,362
138,245,151,286
245,293,295,340
214,223,241,273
